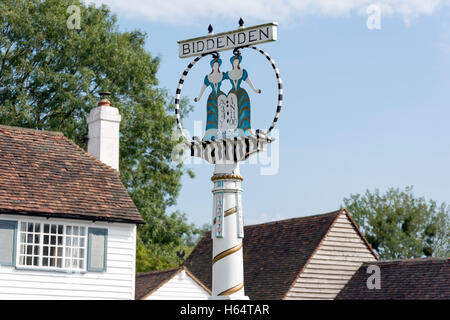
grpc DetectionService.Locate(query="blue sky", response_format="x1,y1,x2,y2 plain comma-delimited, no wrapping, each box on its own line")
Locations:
90,1,450,227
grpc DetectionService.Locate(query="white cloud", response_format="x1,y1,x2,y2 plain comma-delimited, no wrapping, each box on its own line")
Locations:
87,0,448,25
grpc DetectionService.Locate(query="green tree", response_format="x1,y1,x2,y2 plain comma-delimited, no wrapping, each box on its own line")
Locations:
0,0,198,271
343,186,450,260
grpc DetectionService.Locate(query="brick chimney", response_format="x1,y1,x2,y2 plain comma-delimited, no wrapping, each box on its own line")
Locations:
87,92,121,170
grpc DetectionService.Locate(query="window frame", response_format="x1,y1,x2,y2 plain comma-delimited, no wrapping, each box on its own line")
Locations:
14,219,89,273
0,220,18,266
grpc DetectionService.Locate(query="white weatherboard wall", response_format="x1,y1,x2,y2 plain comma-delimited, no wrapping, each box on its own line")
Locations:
0,214,136,300
285,212,377,300
144,269,210,300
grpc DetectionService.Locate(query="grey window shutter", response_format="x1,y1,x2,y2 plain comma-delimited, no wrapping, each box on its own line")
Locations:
0,220,17,266
87,228,108,272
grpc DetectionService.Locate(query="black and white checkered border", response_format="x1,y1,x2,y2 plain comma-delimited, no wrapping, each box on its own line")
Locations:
248,46,283,134
174,55,205,142
174,46,283,142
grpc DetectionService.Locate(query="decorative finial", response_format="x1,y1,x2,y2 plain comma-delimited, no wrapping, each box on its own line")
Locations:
99,91,111,99
208,24,213,34
98,91,111,106
176,250,186,262
239,18,244,28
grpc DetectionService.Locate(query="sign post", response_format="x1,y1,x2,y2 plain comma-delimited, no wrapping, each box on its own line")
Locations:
175,19,283,299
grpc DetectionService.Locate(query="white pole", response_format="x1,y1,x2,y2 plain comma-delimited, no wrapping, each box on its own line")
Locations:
210,162,248,299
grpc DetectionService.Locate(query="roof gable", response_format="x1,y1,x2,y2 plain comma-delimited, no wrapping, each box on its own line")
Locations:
0,125,143,224
185,209,346,300
136,267,182,299
284,211,378,299
135,266,211,299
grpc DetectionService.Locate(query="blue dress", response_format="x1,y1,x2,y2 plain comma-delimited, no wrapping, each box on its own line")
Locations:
226,69,251,136
204,73,228,141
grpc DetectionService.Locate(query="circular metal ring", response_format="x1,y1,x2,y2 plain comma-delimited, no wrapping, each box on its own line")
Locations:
247,46,283,134
174,46,283,142
174,54,206,142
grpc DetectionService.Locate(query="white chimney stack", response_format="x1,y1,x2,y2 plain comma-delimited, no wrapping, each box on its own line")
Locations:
87,93,121,171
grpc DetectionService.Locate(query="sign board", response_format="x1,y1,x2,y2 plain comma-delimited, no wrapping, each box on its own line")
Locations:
178,22,277,58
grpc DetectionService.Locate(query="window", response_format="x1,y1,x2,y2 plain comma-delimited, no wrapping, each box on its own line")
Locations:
0,220,17,266
87,228,108,272
1,219,108,273
17,222,87,271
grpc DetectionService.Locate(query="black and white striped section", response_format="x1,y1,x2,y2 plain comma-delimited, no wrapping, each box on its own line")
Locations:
174,55,205,141
189,133,273,164
249,46,283,134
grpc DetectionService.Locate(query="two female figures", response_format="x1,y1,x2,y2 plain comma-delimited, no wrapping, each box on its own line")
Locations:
194,53,261,141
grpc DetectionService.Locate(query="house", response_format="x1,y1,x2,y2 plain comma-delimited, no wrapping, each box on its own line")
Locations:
135,266,211,300
0,98,144,299
336,258,450,300
184,208,378,300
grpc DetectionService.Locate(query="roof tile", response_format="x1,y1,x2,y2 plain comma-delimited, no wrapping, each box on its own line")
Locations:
336,258,450,299
0,125,143,224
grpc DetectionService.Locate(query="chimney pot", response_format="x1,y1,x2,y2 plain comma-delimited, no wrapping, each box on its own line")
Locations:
98,91,111,106
98,99,111,107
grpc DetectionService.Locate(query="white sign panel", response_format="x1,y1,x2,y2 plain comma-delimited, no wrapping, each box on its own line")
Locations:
178,22,277,58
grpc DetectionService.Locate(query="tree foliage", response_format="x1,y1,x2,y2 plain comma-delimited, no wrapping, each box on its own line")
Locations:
343,186,450,259
0,0,198,271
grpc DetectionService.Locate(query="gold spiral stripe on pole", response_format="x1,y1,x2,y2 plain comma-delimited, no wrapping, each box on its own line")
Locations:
213,206,237,225
213,243,242,264
225,207,237,215
218,282,244,296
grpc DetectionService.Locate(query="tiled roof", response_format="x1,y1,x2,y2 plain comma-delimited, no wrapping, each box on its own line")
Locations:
184,209,345,300
0,125,143,224
135,267,182,299
336,258,450,300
